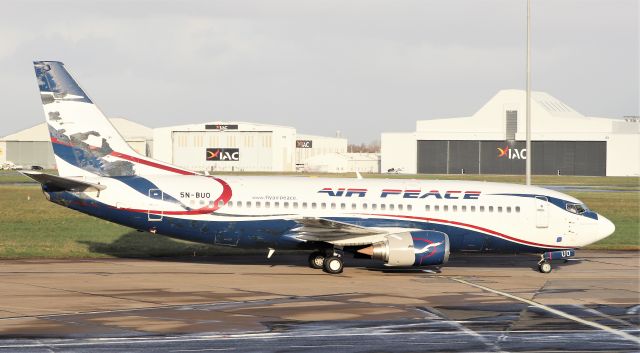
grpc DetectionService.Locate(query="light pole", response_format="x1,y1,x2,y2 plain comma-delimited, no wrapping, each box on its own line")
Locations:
526,0,532,185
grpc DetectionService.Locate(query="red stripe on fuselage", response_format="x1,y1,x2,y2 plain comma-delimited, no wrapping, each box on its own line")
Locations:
369,213,574,249
110,151,195,175
51,138,196,175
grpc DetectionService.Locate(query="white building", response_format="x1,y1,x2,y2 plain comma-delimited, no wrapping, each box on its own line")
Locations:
305,153,381,173
0,118,152,169
381,90,640,176
152,122,347,172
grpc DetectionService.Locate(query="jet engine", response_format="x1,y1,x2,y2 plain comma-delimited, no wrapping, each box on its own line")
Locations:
358,230,450,267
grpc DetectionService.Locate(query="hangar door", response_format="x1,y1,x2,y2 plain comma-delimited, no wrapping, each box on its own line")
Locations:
417,140,606,176
171,131,274,171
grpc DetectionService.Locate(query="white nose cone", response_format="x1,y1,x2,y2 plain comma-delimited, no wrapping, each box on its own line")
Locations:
599,215,616,240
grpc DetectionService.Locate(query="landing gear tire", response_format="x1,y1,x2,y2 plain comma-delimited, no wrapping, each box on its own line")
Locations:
308,252,325,269
323,256,344,274
538,261,552,274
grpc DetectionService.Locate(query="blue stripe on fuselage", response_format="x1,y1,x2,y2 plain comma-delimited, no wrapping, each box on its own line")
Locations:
110,176,183,206
45,191,566,254
491,193,598,220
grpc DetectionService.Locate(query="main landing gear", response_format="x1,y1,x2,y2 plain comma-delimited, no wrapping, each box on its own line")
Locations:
308,250,344,274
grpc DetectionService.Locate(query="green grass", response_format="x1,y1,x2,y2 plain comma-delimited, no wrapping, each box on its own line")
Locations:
568,191,640,250
0,185,254,258
0,181,637,259
4,169,638,190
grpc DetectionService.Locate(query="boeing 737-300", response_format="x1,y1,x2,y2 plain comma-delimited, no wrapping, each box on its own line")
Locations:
23,61,615,274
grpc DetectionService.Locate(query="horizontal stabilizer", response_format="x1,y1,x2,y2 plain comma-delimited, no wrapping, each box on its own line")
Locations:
21,171,106,192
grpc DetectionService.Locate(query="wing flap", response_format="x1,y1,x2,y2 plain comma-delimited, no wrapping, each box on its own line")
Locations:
292,217,382,241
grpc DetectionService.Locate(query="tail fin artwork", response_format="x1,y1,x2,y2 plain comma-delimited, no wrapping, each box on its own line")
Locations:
34,61,193,177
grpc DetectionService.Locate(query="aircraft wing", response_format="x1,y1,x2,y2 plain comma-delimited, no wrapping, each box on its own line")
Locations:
291,217,383,241
21,171,106,192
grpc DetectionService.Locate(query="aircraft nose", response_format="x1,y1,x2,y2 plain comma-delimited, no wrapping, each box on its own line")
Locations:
599,215,615,240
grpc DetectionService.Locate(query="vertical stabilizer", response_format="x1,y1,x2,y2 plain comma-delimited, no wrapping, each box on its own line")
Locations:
34,61,193,177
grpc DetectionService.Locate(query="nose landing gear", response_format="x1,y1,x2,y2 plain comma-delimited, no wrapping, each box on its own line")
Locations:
538,249,576,273
538,259,552,273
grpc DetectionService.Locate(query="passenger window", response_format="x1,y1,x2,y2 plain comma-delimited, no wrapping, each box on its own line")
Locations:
363,203,368,210
443,205,448,212
321,203,326,209
480,206,485,212
470,206,475,212
228,201,233,208
425,205,430,211
453,205,457,212
209,200,214,206
515,206,520,213
284,202,289,208
237,201,242,208
275,202,280,208
352,203,357,210
506,206,511,213
312,202,317,209
256,201,261,208
389,204,395,211
381,204,386,211
371,204,377,210
489,206,494,212
398,204,403,211
340,203,346,210
293,202,298,208
247,201,252,208
407,204,412,211
199,200,205,205
498,206,502,213
265,202,270,208
331,203,336,209
218,200,224,207
434,205,439,212
461,205,466,212
302,202,307,209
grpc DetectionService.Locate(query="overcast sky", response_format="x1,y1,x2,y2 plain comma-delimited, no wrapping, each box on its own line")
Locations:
1,0,638,143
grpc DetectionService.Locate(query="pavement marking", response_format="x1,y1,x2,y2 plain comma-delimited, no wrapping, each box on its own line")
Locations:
573,304,637,328
414,306,505,353
171,349,235,352
450,277,640,345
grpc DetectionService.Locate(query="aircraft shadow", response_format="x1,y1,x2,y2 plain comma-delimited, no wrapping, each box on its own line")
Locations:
79,232,581,272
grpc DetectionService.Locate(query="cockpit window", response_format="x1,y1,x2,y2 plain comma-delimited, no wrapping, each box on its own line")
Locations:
566,203,587,214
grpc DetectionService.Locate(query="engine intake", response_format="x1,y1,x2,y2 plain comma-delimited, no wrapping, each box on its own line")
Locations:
360,230,450,267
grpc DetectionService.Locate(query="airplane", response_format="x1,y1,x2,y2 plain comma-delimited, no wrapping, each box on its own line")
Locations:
24,61,615,274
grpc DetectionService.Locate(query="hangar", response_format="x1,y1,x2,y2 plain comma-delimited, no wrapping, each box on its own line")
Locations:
0,118,152,169
304,152,381,173
153,122,346,172
381,90,640,176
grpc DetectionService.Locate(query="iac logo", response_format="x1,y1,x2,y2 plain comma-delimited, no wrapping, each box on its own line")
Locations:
497,146,527,160
206,148,240,161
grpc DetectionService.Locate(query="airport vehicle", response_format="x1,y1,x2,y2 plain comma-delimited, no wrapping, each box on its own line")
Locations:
25,61,615,274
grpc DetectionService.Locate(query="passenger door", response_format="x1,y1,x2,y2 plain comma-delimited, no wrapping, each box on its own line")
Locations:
535,196,549,228
148,189,163,221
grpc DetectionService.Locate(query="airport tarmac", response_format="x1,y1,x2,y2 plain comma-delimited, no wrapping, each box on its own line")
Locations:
0,250,638,352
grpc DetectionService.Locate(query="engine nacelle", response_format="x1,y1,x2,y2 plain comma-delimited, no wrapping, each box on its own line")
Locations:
367,230,450,267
